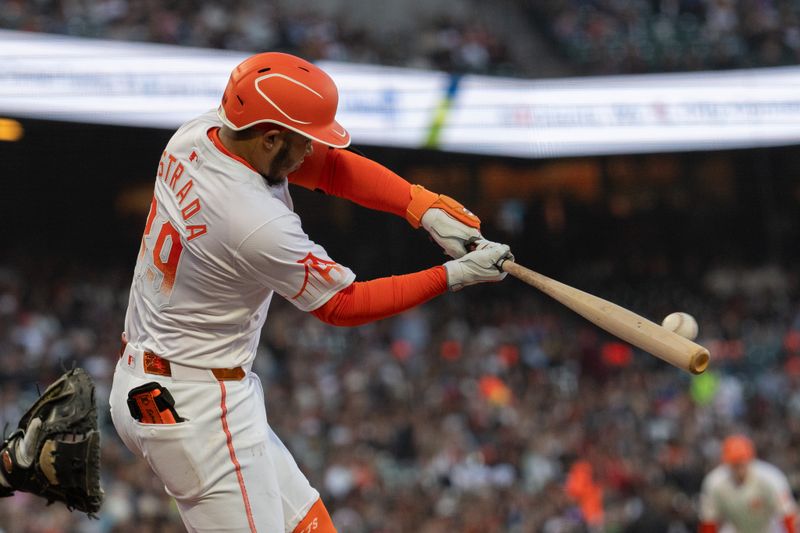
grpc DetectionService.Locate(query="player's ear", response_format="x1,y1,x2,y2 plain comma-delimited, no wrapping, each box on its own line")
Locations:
261,129,284,150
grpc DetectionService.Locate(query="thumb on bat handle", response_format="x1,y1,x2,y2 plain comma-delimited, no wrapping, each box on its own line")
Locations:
465,237,514,271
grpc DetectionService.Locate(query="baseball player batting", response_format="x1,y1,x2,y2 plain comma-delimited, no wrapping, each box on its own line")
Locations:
109,52,512,533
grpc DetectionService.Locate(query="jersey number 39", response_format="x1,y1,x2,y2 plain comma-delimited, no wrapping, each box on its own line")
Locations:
137,196,184,301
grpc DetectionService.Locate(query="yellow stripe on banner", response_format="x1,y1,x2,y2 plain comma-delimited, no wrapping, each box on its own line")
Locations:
0,119,23,142
424,100,451,148
425,74,461,149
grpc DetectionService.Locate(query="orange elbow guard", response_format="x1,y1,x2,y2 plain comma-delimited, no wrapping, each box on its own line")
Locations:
405,184,481,230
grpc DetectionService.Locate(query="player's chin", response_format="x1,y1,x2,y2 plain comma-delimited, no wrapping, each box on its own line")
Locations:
264,160,302,185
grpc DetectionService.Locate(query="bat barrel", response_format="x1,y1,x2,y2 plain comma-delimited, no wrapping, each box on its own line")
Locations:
502,261,711,375
689,348,710,374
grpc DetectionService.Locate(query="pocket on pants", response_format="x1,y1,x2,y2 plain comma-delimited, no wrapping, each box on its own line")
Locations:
109,368,142,458
134,420,205,500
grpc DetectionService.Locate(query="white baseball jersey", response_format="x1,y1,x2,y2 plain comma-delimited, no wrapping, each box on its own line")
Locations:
124,109,355,369
700,459,797,532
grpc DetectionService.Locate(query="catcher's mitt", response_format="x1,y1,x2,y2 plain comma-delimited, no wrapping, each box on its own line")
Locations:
0,367,103,515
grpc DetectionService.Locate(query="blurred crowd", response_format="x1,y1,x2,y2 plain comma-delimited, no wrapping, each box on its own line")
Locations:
3,0,800,76
0,0,514,75
526,0,800,74
0,253,799,533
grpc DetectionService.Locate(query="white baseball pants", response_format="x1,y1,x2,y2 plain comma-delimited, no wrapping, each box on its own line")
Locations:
110,348,319,532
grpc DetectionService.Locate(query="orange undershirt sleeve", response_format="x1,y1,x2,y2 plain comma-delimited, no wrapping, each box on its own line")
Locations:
287,142,329,190
293,146,449,325
311,266,447,326
288,144,411,218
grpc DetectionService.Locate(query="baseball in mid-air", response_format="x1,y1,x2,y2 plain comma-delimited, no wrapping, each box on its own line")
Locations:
661,312,699,340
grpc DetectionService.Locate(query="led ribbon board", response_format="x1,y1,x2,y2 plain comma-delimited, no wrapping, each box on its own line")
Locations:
3,30,800,157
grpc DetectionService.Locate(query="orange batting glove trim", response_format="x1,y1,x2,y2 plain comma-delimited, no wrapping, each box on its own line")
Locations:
405,185,438,228
292,498,337,533
405,184,481,230
698,522,718,533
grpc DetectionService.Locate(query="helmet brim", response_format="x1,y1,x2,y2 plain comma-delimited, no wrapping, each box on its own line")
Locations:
218,107,351,149
298,119,351,149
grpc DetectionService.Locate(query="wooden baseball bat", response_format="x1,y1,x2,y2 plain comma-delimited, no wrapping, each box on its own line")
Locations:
501,261,710,374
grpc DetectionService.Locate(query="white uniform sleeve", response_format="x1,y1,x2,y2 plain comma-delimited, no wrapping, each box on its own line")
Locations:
761,462,798,516
699,471,721,522
235,213,355,312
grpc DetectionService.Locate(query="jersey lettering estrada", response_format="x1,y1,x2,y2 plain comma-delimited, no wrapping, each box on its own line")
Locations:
125,110,355,368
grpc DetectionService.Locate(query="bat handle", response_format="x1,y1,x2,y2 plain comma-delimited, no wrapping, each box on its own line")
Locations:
500,259,521,275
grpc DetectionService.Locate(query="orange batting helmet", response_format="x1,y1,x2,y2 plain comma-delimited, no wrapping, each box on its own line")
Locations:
218,52,351,148
721,434,755,464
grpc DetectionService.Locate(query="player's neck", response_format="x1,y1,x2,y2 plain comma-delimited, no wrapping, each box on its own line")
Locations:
217,127,286,186
218,128,259,168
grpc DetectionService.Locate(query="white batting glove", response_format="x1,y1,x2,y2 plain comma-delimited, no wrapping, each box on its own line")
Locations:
421,208,482,259
443,240,513,291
